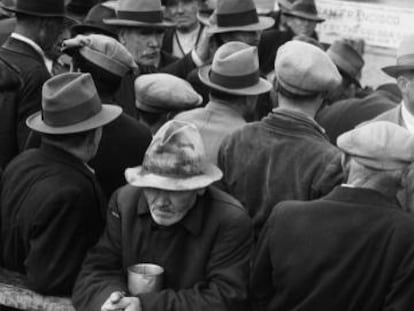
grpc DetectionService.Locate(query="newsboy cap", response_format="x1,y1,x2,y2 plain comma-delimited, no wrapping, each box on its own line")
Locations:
63,34,137,77
135,73,203,113
337,121,414,170
275,40,342,96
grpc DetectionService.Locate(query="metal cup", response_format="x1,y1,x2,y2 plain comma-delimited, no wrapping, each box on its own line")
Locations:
127,263,164,296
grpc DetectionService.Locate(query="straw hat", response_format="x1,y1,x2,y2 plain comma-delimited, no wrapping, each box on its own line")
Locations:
62,34,137,77
327,39,364,87
275,40,342,96
283,0,324,22
337,121,414,170
104,0,174,28
199,41,272,96
135,73,203,113
199,0,274,34
26,73,122,134
125,120,222,191
382,34,414,78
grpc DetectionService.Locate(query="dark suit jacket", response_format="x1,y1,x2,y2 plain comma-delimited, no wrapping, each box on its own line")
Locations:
252,186,414,311
0,17,15,46
0,143,107,296
0,37,50,157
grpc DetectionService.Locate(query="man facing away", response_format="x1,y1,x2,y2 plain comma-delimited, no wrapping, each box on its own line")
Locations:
252,121,414,311
72,120,253,311
0,73,122,296
218,40,344,237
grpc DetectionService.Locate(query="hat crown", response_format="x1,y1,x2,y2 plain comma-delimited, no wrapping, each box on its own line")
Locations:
142,120,208,178
41,73,102,127
275,40,342,95
283,0,323,22
11,0,65,16
118,0,162,12
396,34,414,60
337,121,414,170
327,40,364,77
217,0,255,15
85,2,116,22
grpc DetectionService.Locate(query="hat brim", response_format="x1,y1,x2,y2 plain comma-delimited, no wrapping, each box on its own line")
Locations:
283,11,325,23
2,4,67,18
125,164,223,191
203,16,275,34
103,18,175,28
198,66,272,96
382,65,414,78
26,104,122,134
71,24,118,39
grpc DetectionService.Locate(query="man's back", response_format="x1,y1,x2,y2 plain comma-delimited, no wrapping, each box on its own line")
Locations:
252,186,414,311
0,143,105,295
218,109,343,236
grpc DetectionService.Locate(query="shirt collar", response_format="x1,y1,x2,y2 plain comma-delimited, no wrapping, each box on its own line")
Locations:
272,107,327,134
401,101,414,134
10,32,53,74
137,189,206,236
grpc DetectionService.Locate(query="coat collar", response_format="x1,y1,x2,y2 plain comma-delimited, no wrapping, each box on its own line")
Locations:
322,186,399,209
2,36,46,66
136,188,206,236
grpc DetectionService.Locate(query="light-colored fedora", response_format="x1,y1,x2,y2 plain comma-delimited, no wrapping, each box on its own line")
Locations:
275,40,342,96
135,73,203,113
125,120,223,191
278,0,296,11
327,39,364,87
62,34,137,77
199,0,274,34
337,121,414,170
199,41,272,96
26,73,122,134
103,0,174,28
382,34,414,78
283,0,324,22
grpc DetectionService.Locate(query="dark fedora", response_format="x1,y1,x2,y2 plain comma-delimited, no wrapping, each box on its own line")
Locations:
71,2,119,39
283,0,324,22
104,0,175,28
26,73,122,134
199,41,272,96
199,0,274,34
2,0,66,17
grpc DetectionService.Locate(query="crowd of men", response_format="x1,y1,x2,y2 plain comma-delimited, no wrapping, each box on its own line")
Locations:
0,0,414,310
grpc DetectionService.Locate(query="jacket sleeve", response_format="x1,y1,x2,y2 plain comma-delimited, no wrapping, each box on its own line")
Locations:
138,210,254,311
26,184,102,296
72,191,127,311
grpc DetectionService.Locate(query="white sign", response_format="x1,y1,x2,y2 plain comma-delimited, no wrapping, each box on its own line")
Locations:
315,0,414,48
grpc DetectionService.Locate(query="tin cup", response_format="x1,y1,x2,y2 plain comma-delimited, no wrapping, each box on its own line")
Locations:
127,263,164,296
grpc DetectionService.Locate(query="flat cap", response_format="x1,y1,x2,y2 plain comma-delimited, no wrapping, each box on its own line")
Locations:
63,34,137,77
275,40,342,96
337,121,414,170
135,73,203,113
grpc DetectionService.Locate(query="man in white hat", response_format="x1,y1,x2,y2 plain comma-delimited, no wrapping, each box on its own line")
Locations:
218,41,344,238
374,33,414,212
252,121,414,311
175,41,271,165
0,72,122,296
72,120,253,311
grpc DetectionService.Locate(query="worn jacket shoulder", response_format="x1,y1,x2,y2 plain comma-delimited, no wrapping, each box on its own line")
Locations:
0,56,21,90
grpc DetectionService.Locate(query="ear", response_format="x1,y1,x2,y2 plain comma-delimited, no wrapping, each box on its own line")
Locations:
397,75,408,94
196,188,206,196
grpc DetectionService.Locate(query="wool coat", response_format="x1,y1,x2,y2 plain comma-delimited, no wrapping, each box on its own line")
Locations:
251,186,414,311
0,143,107,296
72,186,253,311
218,108,344,237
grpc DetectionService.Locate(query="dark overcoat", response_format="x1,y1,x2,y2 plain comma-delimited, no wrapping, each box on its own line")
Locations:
72,186,253,311
0,143,107,296
218,108,344,237
252,186,414,311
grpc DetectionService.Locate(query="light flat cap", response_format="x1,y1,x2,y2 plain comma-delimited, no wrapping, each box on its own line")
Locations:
135,73,203,113
275,40,342,96
337,121,414,170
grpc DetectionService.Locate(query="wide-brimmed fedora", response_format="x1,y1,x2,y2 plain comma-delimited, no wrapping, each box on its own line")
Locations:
199,41,272,96
382,34,414,78
2,0,66,17
327,39,364,87
125,120,222,191
198,0,274,34
63,34,137,77
283,0,324,22
71,2,119,39
26,73,122,134
104,0,175,28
